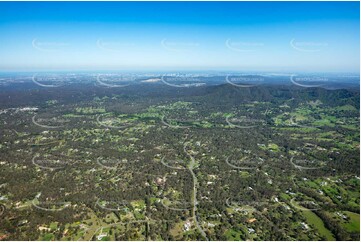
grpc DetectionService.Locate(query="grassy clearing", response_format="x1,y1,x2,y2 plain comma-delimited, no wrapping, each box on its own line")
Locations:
224,228,243,240
301,209,335,241
342,211,360,233
335,105,357,111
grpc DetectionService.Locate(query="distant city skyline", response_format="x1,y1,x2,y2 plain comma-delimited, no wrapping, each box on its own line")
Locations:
0,1,359,73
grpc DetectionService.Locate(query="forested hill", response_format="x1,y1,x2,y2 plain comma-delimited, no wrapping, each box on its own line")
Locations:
198,84,360,108
0,82,359,109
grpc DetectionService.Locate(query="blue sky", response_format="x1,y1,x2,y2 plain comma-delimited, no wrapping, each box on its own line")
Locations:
0,1,359,72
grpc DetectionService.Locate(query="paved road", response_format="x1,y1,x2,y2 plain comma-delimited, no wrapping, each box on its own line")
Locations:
184,143,209,241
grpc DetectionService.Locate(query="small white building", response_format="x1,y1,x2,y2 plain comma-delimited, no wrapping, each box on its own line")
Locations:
248,228,255,234
301,222,309,230
184,220,192,231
